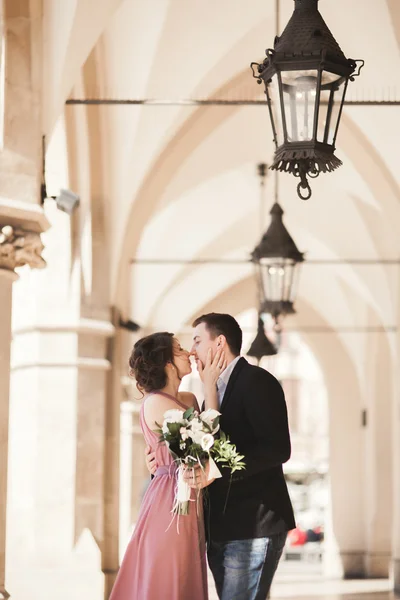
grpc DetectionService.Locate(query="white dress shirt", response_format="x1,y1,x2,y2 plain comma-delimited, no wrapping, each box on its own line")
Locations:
216,356,241,407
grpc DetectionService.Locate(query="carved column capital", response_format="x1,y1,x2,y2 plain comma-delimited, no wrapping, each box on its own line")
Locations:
0,225,46,271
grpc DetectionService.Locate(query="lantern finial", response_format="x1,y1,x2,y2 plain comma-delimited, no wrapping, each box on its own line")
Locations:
247,317,278,361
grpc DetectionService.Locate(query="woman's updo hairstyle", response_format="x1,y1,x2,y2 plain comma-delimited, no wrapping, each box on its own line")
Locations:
129,332,175,393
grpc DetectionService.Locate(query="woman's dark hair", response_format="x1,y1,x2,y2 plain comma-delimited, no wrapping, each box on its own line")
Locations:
129,332,175,393
192,313,242,356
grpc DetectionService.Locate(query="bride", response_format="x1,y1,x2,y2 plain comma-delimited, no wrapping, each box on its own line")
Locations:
109,331,226,600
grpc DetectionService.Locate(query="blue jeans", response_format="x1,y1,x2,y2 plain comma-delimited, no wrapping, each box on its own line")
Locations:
207,532,287,600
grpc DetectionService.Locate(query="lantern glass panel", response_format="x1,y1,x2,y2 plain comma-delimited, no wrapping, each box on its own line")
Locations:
317,75,347,145
270,82,284,147
259,258,298,303
280,69,341,86
280,71,318,142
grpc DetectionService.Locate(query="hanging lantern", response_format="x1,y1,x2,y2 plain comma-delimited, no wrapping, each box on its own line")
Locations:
251,0,364,200
252,203,304,323
247,316,278,362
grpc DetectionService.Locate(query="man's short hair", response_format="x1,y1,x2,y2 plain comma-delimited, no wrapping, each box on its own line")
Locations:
192,313,242,356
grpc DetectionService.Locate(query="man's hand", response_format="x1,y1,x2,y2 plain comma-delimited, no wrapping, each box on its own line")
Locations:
183,462,215,490
145,445,157,475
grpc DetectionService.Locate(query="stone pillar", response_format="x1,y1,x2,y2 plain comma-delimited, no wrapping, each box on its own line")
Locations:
8,319,115,600
0,269,17,600
2,199,119,600
393,296,400,593
102,326,124,599
394,409,400,592
321,335,366,578
363,332,393,578
2,0,43,205
0,203,48,600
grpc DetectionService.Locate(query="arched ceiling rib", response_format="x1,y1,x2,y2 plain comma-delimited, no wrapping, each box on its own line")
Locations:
51,0,400,336
42,0,124,136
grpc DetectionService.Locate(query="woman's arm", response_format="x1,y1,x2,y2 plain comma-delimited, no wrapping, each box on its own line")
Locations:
184,350,227,490
204,380,219,410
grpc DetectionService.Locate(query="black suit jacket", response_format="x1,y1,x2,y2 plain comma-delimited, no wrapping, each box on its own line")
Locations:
205,357,296,542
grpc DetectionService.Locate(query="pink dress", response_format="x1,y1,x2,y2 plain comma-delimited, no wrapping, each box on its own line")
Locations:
109,391,208,600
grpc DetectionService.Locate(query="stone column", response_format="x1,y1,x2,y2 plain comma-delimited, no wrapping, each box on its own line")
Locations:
0,269,17,600
0,207,48,600
8,317,115,600
6,207,115,600
394,403,400,593
319,334,366,578
328,411,365,578
102,326,124,599
393,293,400,593
363,332,393,578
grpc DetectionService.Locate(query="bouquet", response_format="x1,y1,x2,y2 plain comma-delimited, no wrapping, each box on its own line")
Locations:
155,406,245,516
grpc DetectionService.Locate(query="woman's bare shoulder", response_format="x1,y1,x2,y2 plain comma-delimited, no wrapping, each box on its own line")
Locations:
144,393,183,428
178,391,198,409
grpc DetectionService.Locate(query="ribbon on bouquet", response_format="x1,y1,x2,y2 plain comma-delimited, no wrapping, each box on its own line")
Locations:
168,457,222,533
207,456,223,481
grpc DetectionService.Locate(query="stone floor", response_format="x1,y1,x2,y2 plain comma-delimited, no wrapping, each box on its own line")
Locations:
208,560,397,600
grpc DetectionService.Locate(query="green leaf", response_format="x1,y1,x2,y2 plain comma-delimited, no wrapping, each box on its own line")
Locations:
212,416,220,430
201,420,212,433
183,407,195,420
209,430,246,474
167,422,181,436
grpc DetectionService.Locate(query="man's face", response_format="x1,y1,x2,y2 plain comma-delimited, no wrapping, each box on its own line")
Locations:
191,322,219,368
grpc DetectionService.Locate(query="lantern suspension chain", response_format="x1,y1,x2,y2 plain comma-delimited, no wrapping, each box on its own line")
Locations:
274,169,279,205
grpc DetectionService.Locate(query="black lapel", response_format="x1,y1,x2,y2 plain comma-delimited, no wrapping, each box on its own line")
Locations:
220,357,248,412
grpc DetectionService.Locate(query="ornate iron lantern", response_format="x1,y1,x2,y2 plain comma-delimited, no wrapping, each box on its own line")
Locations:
251,0,363,200
252,201,304,325
247,316,278,363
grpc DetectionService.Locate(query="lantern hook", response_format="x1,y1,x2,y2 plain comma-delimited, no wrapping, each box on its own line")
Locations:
297,180,312,200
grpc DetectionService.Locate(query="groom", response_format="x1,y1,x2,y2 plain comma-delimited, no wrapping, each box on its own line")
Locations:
147,313,295,600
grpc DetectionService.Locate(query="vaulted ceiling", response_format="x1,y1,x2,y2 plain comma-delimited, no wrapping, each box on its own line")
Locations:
43,0,400,360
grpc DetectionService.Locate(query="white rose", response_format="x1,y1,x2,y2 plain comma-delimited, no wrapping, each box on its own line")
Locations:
191,417,204,431
201,409,221,421
180,427,189,441
200,409,221,434
188,429,205,446
200,433,215,451
163,409,185,424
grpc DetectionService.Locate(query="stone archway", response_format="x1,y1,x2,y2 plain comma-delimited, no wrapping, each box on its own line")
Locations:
178,276,394,579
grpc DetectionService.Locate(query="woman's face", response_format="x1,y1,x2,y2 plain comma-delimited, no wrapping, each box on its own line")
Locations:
171,338,192,379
